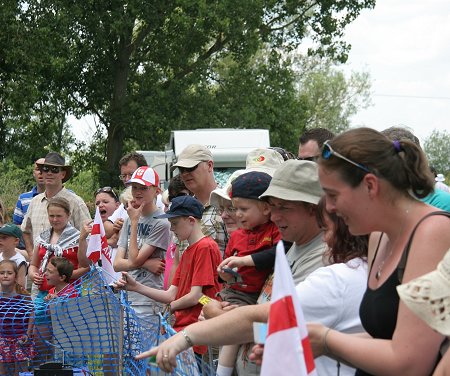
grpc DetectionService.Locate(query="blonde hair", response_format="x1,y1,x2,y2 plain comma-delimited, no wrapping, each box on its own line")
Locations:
120,187,133,206
0,260,30,295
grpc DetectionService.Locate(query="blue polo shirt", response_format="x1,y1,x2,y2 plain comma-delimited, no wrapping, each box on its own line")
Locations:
13,186,40,225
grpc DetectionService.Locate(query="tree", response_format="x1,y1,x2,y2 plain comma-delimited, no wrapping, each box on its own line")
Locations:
424,129,450,175
1,0,375,185
295,57,372,134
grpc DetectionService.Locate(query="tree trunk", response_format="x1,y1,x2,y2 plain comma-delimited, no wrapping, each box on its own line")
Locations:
101,22,134,187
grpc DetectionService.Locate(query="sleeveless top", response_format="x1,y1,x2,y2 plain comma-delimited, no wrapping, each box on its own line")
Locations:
356,211,450,376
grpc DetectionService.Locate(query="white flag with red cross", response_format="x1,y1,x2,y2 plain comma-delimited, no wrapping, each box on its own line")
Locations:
261,241,317,376
86,207,119,284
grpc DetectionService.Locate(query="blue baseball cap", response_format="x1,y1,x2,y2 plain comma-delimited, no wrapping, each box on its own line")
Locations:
154,195,204,219
230,171,272,200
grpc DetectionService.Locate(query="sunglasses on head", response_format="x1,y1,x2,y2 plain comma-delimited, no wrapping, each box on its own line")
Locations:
95,186,119,201
322,141,371,173
41,165,62,174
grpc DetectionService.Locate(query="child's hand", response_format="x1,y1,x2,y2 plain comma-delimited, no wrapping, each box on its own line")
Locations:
44,293,57,301
80,219,93,240
32,272,44,286
112,218,124,233
217,267,233,282
219,256,252,270
142,258,165,275
127,200,144,220
249,344,264,365
113,272,137,291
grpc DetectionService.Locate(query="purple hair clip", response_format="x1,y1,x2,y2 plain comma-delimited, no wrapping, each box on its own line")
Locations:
393,140,401,153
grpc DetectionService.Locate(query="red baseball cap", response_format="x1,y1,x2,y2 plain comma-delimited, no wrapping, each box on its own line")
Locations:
127,166,159,187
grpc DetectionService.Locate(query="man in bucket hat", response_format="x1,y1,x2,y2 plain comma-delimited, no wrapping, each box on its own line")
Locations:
259,159,327,284
21,152,90,259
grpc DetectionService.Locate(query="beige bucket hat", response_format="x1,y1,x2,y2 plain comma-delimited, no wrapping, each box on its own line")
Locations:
259,159,323,204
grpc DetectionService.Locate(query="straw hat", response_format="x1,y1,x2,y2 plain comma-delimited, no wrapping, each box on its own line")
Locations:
397,247,450,335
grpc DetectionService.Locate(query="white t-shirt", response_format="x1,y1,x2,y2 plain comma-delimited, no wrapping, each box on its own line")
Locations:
108,203,128,223
296,257,368,376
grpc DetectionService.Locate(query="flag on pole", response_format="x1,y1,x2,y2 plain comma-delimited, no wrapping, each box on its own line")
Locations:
261,241,317,376
86,207,119,284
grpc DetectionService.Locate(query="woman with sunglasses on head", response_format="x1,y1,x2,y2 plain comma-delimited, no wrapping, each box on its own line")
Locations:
306,127,450,375
77,187,121,270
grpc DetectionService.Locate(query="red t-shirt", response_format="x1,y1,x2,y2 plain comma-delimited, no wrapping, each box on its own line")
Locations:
172,236,222,354
37,244,79,292
224,221,281,293
48,283,78,299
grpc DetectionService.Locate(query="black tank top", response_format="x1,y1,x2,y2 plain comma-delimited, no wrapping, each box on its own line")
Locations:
356,211,450,376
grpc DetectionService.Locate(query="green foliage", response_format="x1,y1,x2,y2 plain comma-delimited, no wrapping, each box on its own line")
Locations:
424,129,450,175
0,0,375,185
295,57,372,134
0,160,31,217
64,169,97,216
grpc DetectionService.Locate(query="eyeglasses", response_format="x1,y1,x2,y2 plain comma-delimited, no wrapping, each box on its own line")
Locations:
95,186,119,201
118,173,133,181
217,206,237,215
178,163,202,174
322,141,371,173
41,165,62,174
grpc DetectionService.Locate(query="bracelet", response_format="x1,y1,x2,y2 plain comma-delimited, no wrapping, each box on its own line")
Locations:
323,328,332,355
181,329,194,347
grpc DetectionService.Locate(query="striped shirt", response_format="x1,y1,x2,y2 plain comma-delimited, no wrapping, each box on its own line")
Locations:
13,186,40,225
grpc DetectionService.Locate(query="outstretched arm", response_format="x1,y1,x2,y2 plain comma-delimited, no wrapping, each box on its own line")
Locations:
136,302,270,372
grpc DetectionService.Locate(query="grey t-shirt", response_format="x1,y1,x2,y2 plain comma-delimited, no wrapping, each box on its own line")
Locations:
286,232,328,284
117,208,170,313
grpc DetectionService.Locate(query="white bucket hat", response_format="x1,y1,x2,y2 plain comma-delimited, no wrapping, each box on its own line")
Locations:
436,173,446,183
397,247,450,336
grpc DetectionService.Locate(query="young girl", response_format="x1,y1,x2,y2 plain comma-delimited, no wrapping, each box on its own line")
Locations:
28,197,88,364
0,260,35,375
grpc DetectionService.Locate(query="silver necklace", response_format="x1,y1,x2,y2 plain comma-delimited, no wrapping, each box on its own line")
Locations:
375,205,411,281
375,244,393,280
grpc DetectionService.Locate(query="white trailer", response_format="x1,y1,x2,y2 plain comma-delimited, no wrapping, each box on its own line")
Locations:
139,128,270,187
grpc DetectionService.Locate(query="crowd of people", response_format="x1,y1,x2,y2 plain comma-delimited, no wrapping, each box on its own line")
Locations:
0,126,449,375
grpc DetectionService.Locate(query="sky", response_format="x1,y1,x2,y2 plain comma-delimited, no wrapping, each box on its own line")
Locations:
71,0,450,145
343,0,450,143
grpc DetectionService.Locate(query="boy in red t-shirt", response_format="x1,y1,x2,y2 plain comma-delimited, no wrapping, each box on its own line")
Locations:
216,171,281,376
114,195,222,356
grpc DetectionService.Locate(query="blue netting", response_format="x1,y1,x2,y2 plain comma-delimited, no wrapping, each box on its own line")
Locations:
0,268,216,375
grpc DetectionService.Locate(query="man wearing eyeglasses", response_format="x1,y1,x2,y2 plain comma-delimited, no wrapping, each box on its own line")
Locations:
21,152,91,260
171,144,228,255
104,152,148,238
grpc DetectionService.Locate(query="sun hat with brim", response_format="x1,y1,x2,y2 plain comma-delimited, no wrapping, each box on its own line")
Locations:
36,152,73,182
245,148,284,177
397,247,450,336
154,195,204,219
436,174,446,183
0,223,23,239
209,170,245,208
127,166,159,187
171,144,213,171
259,160,323,204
